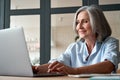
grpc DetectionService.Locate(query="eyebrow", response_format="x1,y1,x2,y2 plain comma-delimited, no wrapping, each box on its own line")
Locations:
76,18,89,22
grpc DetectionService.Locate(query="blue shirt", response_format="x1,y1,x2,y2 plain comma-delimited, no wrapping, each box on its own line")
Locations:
49,37,120,72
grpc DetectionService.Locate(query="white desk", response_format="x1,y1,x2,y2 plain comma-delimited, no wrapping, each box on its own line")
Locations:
0,76,89,80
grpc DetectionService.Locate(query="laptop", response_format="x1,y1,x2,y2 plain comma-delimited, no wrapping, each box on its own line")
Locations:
0,27,64,77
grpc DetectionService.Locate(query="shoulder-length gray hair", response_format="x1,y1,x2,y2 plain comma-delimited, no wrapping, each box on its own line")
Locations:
73,5,112,42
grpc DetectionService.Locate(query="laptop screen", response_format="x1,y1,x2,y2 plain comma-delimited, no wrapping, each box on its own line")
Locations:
0,27,33,77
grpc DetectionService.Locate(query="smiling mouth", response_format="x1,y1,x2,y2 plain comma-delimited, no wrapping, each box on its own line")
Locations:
78,30,86,34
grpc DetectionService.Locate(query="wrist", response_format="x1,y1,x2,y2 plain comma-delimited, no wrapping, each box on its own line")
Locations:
69,67,79,74
73,68,82,74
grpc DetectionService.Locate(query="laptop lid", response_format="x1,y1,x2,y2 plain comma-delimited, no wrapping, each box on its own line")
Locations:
0,27,34,77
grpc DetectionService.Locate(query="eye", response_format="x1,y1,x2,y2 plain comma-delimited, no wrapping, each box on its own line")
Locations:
84,20,88,23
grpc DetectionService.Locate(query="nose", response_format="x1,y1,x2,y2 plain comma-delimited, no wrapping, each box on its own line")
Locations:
76,22,83,30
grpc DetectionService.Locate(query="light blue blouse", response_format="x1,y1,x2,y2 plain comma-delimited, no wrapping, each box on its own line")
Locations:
49,37,120,72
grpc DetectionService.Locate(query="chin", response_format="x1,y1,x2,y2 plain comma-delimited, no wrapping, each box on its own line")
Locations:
79,35,85,39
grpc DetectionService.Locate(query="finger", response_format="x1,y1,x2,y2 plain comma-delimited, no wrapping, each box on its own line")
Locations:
47,69,58,73
47,69,51,73
56,66,64,71
48,61,58,69
56,66,68,75
50,62,64,72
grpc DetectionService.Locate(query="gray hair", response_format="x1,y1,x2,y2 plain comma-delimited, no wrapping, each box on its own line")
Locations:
73,5,112,42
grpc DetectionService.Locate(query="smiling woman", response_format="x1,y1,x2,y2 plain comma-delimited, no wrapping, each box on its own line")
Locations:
33,5,120,75
1,0,120,72
75,11,94,45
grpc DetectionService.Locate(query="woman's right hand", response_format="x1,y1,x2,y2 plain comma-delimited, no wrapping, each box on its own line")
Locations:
32,63,50,74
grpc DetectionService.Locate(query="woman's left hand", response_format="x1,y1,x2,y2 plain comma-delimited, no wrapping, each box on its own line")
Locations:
47,61,76,74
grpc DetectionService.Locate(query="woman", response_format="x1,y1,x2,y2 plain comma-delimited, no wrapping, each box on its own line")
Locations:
33,5,120,75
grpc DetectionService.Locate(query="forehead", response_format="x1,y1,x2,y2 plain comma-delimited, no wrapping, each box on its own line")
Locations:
77,10,89,20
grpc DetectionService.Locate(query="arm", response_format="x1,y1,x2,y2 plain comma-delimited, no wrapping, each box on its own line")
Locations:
75,60,114,74
48,60,114,74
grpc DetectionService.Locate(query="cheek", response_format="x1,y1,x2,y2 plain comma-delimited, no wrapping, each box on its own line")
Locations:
84,24,92,31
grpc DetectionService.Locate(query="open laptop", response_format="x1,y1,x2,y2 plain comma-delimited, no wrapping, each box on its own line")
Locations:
0,27,64,77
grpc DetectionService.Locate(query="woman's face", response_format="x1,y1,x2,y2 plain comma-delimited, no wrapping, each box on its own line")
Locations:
76,11,94,39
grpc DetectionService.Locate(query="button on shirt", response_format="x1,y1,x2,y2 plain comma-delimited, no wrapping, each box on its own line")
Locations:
49,37,120,72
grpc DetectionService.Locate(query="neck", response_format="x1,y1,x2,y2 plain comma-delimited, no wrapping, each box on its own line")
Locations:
85,36,96,54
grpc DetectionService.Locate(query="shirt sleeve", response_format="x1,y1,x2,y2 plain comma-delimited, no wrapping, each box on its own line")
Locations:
48,43,75,66
102,37,120,71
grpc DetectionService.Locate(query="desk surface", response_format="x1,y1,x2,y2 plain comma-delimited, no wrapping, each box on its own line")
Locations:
0,76,89,80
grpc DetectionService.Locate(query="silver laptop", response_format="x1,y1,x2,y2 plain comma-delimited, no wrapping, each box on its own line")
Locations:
0,27,63,77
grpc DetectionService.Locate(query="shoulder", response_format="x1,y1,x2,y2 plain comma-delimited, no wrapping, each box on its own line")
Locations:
103,36,119,43
101,37,119,47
